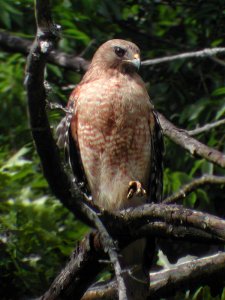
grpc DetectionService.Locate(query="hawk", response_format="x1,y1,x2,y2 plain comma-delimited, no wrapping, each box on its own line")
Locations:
57,39,163,299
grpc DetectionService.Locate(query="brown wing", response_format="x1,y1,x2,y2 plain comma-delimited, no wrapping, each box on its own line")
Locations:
148,110,164,203
56,94,86,187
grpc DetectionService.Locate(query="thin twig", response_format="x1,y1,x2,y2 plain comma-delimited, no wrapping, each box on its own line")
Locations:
142,47,225,66
210,56,225,67
188,119,225,136
163,175,225,204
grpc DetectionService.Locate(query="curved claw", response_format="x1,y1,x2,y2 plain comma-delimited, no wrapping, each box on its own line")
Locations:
127,181,146,199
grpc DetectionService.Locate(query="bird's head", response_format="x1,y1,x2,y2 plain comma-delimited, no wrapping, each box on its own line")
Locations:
91,39,141,73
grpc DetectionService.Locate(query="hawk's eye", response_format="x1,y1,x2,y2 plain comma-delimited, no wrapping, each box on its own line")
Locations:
114,46,126,58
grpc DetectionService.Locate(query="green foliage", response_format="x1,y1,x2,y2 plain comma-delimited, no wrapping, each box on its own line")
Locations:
173,287,225,300
0,0,225,299
0,146,88,298
0,53,28,147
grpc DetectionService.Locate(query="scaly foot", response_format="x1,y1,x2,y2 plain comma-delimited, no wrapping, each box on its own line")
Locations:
127,181,146,199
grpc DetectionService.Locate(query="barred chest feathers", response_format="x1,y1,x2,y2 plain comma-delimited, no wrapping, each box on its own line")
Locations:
75,74,152,210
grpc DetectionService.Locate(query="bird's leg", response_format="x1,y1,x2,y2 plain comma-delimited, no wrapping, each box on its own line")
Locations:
127,181,146,199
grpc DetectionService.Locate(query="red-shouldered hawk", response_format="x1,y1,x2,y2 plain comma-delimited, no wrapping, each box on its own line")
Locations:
57,39,163,299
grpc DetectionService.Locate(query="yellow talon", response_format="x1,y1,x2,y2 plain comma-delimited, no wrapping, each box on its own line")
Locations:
127,181,146,199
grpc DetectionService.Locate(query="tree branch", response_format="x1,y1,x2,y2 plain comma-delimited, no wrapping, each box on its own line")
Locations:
159,113,225,169
40,200,225,300
150,251,225,299
41,232,104,300
2,31,225,72
40,217,224,300
210,56,225,67
188,119,225,136
0,30,31,54
142,47,225,66
0,30,89,72
112,204,225,242
81,252,225,300
163,175,225,204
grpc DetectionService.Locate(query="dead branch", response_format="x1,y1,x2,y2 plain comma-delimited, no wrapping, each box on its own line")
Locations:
81,252,225,300
159,113,225,169
163,175,225,204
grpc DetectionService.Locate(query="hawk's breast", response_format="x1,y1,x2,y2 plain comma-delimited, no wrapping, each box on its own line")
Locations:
74,74,152,210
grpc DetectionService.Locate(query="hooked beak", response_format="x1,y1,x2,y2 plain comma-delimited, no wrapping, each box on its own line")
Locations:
123,53,141,70
131,53,141,70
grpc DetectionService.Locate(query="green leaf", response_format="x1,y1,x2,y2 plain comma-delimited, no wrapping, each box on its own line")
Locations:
1,147,31,171
212,87,225,97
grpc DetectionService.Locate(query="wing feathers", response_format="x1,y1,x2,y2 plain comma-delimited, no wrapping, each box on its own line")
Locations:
149,110,164,203
56,99,86,186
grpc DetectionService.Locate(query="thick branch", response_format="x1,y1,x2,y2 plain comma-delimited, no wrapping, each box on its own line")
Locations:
41,232,104,300
40,218,223,300
0,31,31,54
163,175,225,204
159,113,225,169
111,204,225,242
37,198,225,299
82,252,225,300
0,31,89,72
134,222,222,243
